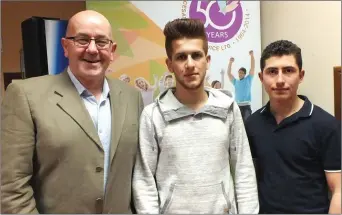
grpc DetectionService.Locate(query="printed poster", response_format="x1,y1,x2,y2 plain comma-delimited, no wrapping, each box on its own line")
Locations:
86,0,262,112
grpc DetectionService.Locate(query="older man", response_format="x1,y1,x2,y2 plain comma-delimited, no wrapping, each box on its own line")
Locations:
1,10,143,213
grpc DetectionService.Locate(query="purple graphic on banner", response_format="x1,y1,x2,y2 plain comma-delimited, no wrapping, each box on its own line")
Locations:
189,0,243,43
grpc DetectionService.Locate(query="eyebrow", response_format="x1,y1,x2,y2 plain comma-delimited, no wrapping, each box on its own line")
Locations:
265,66,296,70
175,51,203,57
282,66,296,70
265,67,277,71
74,33,108,39
74,33,90,37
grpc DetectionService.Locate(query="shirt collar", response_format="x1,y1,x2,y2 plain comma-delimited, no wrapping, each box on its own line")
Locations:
260,95,314,118
67,67,110,99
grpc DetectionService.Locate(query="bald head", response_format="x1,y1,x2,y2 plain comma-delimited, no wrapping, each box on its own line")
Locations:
61,9,116,85
66,10,112,38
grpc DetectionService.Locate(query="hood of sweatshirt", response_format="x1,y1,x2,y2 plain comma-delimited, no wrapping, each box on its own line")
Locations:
154,87,234,122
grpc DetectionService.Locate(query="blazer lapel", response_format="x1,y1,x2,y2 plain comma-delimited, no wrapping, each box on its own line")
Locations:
108,80,127,164
52,72,103,150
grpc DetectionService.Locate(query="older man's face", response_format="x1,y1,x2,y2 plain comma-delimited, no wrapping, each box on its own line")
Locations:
62,12,116,81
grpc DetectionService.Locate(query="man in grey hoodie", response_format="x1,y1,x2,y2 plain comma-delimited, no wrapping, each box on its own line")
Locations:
133,18,259,214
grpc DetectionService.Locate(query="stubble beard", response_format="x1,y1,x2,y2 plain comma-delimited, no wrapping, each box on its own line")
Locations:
175,74,205,91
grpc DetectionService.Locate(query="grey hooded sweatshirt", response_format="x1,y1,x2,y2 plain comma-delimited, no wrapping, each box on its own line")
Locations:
133,87,259,214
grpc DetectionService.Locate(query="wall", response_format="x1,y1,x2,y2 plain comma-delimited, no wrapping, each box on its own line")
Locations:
260,1,341,115
2,1,341,114
1,1,85,97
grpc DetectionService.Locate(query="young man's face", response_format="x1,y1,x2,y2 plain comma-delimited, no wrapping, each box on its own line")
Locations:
213,82,221,89
166,38,210,91
238,70,246,79
136,79,147,90
123,77,130,83
164,76,174,88
259,55,304,101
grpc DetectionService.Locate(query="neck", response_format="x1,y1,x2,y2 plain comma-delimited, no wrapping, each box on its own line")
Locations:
174,85,208,111
270,95,304,124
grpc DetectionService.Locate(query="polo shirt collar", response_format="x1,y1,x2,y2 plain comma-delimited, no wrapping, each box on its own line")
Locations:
261,95,312,115
260,95,314,127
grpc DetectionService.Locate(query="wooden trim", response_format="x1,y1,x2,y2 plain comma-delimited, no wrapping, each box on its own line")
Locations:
3,72,23,90
333,66,341,120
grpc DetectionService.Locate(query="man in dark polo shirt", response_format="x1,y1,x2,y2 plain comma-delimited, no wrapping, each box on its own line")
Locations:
246,40,341,214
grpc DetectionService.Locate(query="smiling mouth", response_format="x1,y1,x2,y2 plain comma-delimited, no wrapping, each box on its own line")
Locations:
83,59,100,63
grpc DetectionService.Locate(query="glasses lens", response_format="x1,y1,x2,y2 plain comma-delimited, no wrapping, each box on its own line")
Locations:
72,37,111,49
95,39,110,48
75,38,90,46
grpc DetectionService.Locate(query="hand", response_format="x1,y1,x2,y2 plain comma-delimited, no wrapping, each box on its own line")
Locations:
229,57,234,63
220,69,225,75
249,50,254,55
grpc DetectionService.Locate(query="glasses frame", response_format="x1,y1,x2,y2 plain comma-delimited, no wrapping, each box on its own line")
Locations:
65,36,113,50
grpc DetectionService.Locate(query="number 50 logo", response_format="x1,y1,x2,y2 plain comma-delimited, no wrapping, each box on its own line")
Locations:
188,0,244,43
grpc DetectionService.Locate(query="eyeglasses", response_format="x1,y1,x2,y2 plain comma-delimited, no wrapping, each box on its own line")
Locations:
65,36,113,50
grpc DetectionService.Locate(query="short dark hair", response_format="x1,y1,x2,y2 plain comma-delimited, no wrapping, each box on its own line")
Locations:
165,75,173,79
163,18,208,59
260,40,302,71
239,67,247,74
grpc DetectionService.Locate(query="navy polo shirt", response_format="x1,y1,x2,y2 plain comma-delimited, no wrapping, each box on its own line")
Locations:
245,95,341,214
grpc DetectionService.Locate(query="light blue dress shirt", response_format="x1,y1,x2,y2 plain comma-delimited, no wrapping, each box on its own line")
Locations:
67,68,111,192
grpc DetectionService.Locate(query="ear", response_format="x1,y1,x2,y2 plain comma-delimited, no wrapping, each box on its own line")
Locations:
110,42,117,62
166,58,173,73
206,55,211,70
299,69,305,83
258,71,263,82
61,38,69,58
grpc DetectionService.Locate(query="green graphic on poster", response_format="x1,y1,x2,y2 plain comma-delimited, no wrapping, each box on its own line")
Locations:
86,1,174,106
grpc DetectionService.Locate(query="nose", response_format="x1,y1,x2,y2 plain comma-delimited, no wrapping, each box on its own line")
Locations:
86,40,98,54
185,55,195,69
276,73,285,86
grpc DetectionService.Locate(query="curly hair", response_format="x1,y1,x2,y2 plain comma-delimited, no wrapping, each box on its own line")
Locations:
260,40,302,71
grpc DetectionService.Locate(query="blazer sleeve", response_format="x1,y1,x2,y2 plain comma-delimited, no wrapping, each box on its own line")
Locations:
1,82,39,213
130,90,145,214
138,91,144,117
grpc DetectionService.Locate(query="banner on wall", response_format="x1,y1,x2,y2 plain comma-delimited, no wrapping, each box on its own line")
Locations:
87,0,262,111
44,19,69,75
21,17,68,78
